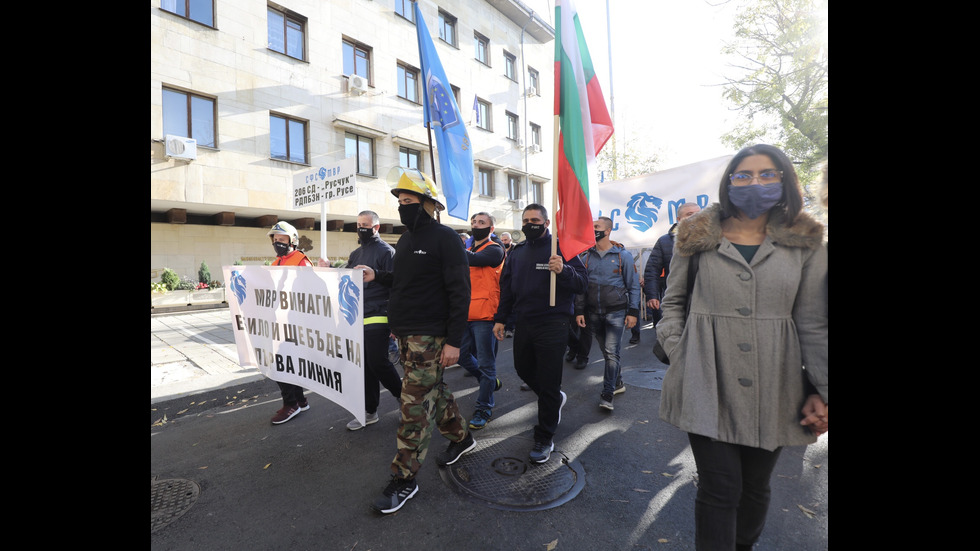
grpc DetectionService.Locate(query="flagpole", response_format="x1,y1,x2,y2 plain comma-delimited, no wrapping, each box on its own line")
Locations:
550,114,560,307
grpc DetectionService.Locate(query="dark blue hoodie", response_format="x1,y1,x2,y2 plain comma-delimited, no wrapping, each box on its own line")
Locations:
493,229,587,325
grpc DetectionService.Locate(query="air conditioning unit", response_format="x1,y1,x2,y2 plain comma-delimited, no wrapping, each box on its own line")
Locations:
514,200,526,210
530,144,542,153
348,74,369,95
526,86,537,96
164,135,197,161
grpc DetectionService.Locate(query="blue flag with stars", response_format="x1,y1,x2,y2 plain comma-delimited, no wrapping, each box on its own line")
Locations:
415,2,473,221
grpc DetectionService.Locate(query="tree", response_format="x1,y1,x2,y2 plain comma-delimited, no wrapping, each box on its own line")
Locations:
596,135,662,182
719,0,828,189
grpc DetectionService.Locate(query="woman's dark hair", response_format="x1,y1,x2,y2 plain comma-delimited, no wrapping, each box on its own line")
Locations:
718,144,803,221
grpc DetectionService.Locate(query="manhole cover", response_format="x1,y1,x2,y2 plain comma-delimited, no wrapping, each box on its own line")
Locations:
439,437,585,511
151,478,200,533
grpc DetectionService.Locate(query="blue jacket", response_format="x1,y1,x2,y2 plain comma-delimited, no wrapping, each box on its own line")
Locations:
494,230,587,325
575,242,641,318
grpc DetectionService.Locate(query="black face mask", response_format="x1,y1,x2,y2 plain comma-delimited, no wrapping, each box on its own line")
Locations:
594,230,606,241
356,227,374,244
273,241,291,257
471,226,492,241
398,203,427,229
522,223,545,241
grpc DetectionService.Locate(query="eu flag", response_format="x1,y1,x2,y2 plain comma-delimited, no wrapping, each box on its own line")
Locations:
414,2,473,221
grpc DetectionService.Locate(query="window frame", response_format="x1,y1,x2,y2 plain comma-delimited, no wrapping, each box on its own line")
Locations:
397,62,420,104
162,86,217,148
394,0,415,23
476,99,492,131
506,111,519,142
507,174,521,201
345,132,376,177
530,123,541,148
504,51,517,81
478,167,495,197
438,10,457,47
267,5,307,61
343,38,372,82
399,146,423,171
528,67,540,95
530,180,543,205
269,113,308,164
474,32,490,66
160,0,214,27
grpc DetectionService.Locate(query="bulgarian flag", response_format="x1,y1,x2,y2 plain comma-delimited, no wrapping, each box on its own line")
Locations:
554,0,614,260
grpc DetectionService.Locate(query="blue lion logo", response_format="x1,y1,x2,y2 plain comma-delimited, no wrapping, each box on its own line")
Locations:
230,270,247,305
338,275,361,325
318,167,327,180
624,193,665,232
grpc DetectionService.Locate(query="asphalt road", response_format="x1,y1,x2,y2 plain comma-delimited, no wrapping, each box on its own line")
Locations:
150,320,828,551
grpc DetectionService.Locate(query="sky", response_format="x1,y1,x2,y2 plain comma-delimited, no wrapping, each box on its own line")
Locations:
525,0,743,170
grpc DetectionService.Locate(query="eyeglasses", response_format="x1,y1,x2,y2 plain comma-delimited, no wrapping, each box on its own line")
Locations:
729,170,783,184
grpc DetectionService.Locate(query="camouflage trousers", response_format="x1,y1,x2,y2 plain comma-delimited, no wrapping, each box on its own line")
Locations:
391,334,468,479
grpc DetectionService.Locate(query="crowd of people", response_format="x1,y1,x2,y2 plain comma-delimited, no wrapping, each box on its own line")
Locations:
257,145,827,549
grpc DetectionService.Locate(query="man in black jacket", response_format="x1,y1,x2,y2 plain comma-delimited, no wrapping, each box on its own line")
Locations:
336,210,403,431
492,203,588,464
643,203,701,326
358,169,474,514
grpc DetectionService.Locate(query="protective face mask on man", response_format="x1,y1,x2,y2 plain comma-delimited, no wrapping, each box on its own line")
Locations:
273,241,291,257
398,203,427,228
522,223,545,241
727,183,783,219
356,227,374,244
594,230,606,241
470,226,492,241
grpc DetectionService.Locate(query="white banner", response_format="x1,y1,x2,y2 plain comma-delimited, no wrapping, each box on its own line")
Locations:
222,265,366,424
292,157,357,208
597,155,732,249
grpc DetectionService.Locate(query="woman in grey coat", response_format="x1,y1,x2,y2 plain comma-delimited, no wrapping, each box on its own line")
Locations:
656,144,827,551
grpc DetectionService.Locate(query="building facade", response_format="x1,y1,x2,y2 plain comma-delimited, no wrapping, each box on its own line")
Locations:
150,0,555,283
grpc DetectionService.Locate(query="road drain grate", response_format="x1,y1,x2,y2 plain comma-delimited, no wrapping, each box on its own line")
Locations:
151,478,200,533
439,437,585,511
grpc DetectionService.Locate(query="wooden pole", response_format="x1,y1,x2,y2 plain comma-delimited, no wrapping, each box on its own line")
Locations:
550,114,560,306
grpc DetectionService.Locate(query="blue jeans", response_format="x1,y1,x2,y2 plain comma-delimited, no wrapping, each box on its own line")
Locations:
586,310,626,395
457,320,498,410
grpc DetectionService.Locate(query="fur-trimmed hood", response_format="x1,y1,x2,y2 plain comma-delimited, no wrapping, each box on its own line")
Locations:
674,203,824,256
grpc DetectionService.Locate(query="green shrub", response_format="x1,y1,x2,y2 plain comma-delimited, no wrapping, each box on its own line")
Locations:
198,261,212,286
176,276,197,291
161,268,180,291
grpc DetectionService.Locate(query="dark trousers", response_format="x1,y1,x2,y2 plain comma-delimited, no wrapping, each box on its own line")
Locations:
687,433,783,550
513,317,568,444
277,381,305,406
567,316,592,360
363,323,403,414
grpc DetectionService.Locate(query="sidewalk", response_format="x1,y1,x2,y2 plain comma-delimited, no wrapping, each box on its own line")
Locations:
151,306,265,404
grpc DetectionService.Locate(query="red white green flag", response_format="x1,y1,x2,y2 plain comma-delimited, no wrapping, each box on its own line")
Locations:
554,0,614,260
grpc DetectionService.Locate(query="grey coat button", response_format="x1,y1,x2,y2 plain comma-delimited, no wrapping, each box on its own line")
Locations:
737,307,752,316
739,272,752,280
738,343,752,351
738,378,753,387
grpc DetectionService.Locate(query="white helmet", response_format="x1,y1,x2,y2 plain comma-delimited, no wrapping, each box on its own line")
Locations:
267,221,299,246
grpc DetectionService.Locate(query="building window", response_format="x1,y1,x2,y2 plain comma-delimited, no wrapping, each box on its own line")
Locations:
528,67,540,95
530,180,543,205
478,168,494,197
506,112,519,141
397,63,420,103
345,132,375,176
399,147,422,170
270,114,307,163
343,39,371,81
504,52,517,81
160,0,214,27
268,6,306,61
451,85,461,107
508,174,521,201
530,123,541,148
162,87,216,147
475,32,490,65
439,10,457,47
476,99,492,131
394,0,415,23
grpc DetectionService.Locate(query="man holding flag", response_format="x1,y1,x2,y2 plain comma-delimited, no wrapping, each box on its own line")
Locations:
414,1,473,222
553,0,614,261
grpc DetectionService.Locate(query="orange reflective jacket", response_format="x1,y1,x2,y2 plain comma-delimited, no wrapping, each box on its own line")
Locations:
272,250,312,266
468,240,504,321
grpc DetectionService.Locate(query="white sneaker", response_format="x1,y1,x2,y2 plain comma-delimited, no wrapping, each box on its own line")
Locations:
347,411,379,431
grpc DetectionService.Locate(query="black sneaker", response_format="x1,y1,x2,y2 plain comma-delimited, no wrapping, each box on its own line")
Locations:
599,392,614,411
495,378,502,391
529,440,554,463
436,432,476,466
575,358,588,370
565,350,576,362
372,476,418,514
614,379,626,395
